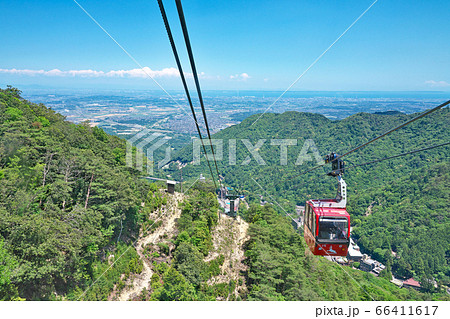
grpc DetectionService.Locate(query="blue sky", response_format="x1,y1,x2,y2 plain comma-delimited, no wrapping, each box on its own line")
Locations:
0,0,449,91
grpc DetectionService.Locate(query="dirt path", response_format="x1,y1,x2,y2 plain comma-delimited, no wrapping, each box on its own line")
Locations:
115,192,184,301
365,201,377,216
113,194,248,301
205,214,249,300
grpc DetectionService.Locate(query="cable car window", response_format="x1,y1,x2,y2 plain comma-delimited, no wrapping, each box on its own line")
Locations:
305,206,309,230
308,206,313,231
318,218,348,240
312,211,316,236
305,205,311,231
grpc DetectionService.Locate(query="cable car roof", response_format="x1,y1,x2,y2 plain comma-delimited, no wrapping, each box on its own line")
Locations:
307,200,350,217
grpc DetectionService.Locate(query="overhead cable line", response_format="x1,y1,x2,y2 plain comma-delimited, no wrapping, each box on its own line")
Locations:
337,100,450,160
250,0,379,126
275,100,450,186
157,0,217,188
331,141,450,174
175,0,221,180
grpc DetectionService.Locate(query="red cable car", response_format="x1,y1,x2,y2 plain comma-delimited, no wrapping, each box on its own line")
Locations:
304,155,350,256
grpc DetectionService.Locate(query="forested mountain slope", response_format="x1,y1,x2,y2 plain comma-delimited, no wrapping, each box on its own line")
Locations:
350,163,449,286
171,105,449,286
0,86,152,300
174,108,448,205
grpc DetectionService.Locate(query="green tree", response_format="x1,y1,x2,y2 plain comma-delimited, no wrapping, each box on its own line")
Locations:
151,267,196,301
173,242,207,287
0,238,19,300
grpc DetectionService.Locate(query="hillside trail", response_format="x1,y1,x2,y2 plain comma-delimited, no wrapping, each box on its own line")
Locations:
113,192,249,301
115,192,184,301
205,213,249,300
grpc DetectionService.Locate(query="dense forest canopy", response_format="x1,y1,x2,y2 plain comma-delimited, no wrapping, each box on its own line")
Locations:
350,163,449,285
0,86,152,299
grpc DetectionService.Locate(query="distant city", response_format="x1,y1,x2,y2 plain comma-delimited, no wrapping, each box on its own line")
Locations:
21,89,447,172
23,90,447,139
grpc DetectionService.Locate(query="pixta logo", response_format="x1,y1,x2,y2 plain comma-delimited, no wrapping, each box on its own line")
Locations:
126,128,172,174
192,138,324,166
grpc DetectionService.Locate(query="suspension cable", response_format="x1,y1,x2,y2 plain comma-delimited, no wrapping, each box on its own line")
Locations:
275,100,450,186
157,0,217,188
175,0,221,181
249,141,449,212
239,136,447,203
338,100,450,160
331,141,450,174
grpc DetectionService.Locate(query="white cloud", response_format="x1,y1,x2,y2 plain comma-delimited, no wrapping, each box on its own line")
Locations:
240,73,250,80
229,73,251,81
425,80,450,88
106,67,180,78
0,68,45,76
0,67,182,78
0,67,252,85
197,72,217,80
